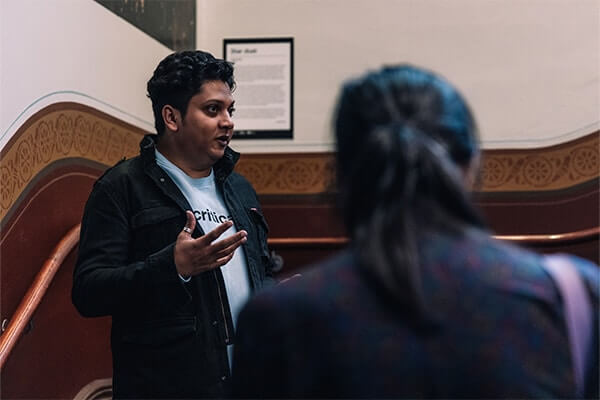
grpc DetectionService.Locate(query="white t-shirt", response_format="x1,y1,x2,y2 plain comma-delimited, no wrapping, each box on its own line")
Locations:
155,150,251,365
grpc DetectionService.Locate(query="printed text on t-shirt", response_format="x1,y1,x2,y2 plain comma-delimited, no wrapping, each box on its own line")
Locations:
194,209,232,224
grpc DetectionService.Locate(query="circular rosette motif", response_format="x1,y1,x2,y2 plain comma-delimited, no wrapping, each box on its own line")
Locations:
122,134,139,159
281,161,314,191
17,140,33,182
35,121,56,163
74,116,93,155
55,114,74,155
571,146,598,177
106,128,125,164
523,156,553,187
0,165,15,211
237,162,267,189
91,122,109,161
480,157,506,188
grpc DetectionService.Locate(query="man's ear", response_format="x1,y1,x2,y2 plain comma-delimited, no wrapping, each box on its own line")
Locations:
162,105,180,132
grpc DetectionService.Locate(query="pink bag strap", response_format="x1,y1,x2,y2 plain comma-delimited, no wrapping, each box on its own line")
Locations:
542,255,592,398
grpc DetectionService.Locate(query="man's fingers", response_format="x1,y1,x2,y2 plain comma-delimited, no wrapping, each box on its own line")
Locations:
195,252,235,272
199,220,234,244
209,252,235,270
211,234,247,260
207,230,247,252
180,210,196,236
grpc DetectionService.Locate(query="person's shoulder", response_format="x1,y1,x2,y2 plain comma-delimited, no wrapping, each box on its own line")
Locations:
477,232,598,282
437,230,547,290
429,229,539,270
248,250,357,310
225,171,262,209
464,231,599,299
464,229,541,267
227,170,254,189
93,155,143,190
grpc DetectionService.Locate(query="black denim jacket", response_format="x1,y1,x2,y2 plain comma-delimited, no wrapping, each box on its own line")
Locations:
72,135,274,399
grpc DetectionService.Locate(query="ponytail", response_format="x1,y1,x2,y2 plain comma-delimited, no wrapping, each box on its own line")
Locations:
334,64,485,327
340,124,485,327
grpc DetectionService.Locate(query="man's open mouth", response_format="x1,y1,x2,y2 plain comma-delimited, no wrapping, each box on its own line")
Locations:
216,135,230,146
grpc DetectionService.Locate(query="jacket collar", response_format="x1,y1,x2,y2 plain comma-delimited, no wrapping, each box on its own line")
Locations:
139,134,240,183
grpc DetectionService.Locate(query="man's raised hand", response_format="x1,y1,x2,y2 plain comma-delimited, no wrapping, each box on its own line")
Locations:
174,210,247,278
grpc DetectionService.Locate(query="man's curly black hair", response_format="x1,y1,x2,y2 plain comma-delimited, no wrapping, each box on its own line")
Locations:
147,50,235,136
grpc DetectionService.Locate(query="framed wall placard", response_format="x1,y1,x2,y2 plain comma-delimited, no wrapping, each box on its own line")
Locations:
224,38,293,139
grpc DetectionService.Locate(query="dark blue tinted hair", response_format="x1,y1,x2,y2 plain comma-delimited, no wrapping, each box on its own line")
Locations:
334,65,485,326
336,65,477,173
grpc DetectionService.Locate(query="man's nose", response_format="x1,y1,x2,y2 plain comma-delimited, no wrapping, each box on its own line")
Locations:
220,111,234,129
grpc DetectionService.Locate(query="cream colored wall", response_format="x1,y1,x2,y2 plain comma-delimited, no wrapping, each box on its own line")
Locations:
199,0,600,153
1,0,598,154
0,0,170,149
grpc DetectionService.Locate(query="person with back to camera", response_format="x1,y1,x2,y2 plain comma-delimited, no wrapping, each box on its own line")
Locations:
71,50,275,399
231,65,599,398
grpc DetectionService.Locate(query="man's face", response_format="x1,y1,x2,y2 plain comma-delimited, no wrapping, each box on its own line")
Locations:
175,80,235,172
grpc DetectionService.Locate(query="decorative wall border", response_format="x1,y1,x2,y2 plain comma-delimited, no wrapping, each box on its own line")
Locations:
236,153,336,195
1,102,598,221
236,133,599,194
480,134,599,191
0,103,146,221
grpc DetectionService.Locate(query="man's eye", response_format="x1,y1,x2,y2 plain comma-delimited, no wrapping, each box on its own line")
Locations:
228,107,236,117
206,105,219,114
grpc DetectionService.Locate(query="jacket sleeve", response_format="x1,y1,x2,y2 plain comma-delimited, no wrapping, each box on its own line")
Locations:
71,180,189,318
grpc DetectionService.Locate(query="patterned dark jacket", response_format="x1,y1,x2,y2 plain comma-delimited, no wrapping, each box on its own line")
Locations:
232,231,599,398
72,135,274,399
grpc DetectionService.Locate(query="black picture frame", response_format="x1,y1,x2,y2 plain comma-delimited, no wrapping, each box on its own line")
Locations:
223,37,293,139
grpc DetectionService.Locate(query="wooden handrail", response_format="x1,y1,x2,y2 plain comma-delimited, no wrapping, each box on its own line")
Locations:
0,224,81,370
0,223,596,370
494,226,600,244
268,237,349,247
267,226,600,247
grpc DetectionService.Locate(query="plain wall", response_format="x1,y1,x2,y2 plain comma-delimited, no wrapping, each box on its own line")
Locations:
0,0,170,149
200,0,600,153
1,0,598,154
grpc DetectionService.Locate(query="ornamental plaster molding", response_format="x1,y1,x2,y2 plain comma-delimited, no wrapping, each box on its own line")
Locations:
1,102,598,222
